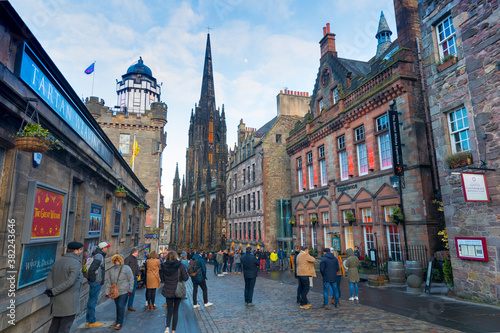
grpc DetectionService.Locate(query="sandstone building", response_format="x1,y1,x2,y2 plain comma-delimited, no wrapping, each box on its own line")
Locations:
287,1,440,262
418,0,499,304
171,34,228,251
226,91,309,251
86,58,168,233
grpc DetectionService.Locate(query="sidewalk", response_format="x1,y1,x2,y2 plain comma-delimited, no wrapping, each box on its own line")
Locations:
70,281,200,333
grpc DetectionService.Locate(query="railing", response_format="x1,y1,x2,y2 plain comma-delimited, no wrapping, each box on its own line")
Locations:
368,245,429,275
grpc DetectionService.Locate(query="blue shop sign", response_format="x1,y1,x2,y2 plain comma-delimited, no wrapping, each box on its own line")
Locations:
18,242,58,289
18,44,112,165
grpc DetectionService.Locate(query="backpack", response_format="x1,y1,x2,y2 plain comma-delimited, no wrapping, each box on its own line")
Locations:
82,255,94,279
187,258,200,277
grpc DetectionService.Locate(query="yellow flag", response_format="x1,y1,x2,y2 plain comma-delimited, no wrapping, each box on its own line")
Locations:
130,139,139,165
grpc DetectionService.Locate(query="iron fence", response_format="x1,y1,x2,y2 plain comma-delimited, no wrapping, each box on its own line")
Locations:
371,245,429,275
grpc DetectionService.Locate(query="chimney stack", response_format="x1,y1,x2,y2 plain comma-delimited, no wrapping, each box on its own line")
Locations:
320,23,337,58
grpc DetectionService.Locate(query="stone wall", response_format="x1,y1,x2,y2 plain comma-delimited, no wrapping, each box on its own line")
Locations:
419,0,500,304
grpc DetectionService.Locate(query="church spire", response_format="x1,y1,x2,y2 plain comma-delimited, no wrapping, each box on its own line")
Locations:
199,33,216,112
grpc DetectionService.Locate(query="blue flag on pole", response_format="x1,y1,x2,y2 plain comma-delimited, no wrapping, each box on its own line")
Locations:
84,62,95,75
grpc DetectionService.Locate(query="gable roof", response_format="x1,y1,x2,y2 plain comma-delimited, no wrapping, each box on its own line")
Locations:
338,58,371,77
255,116,278,139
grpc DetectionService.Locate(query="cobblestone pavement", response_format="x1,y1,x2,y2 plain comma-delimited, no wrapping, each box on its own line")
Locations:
192,271,461,333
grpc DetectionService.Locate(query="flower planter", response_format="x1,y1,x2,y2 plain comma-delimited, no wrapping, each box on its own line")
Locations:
114,191,127,198
137,207,145,211
14,137,50,153
437,56,458,72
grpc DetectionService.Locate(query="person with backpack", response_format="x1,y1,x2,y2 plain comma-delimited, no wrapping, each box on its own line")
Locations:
190,249,213,309
86,242,110,327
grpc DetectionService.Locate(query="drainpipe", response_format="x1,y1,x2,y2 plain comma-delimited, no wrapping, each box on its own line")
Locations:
416,37,440,193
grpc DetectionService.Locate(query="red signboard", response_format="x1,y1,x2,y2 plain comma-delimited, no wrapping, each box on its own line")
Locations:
455,237,488,261
31,187,64,239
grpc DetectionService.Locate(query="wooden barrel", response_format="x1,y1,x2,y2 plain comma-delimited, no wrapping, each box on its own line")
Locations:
388,261,405,285
406,260,423,278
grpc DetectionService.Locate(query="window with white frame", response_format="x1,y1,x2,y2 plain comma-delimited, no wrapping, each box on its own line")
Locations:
323,227,328,249
384,206,398,222
436,15,457,60
363,226,375,254
376,115,389,131
319,145,325,158
322,212,329,224
355,125,365,141
298,169,304,192
339,150,348,181
308,164,315,188
297,156,302,168
320,159,327,186
318,98,324,112
344,226,354,250
119,134,130,154
338,135,345,149
362,208,372,223
357,142,368,175
448,108,471,153
307,152,313,164
387,225,402,261
311,226,318,250
332,88,339,105
299,215,305,247
378,133,392,169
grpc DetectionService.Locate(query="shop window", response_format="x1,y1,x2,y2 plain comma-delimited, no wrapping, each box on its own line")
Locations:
344,226,353,250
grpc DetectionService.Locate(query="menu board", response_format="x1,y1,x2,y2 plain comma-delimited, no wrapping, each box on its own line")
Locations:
455,237,488,261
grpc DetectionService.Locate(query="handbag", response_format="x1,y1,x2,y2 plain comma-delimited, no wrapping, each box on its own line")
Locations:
109,266,123,299
174,268,186,298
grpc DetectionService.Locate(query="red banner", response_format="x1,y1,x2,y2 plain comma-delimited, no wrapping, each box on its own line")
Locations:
31,188,64,238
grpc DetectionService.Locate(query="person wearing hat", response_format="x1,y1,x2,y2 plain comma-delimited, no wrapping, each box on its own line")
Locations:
86,241,110,328
45,241,84,333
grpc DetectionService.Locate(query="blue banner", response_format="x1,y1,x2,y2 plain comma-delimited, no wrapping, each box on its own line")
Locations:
18,242,58,289
19,44,112,165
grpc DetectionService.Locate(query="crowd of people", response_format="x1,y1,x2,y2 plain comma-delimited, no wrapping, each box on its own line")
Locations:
44,241,361,333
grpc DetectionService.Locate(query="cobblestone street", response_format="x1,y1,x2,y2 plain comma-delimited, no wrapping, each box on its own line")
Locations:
70,268,489,333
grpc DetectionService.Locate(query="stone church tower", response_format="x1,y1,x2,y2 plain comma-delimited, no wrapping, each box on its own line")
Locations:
171,34,228,251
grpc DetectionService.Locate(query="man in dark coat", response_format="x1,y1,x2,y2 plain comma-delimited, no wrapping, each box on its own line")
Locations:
241,246,259,306
86,241,110,327
191,249,213,309
124,248,139,311
45,242,84,333
320,248,340,308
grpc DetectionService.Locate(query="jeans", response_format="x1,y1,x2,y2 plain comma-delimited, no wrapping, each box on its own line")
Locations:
86,281,102,324
336,276,342,299
271,260,277,270
229,262,233,273
214,262,218,275
278,258,284,269
244,277,256,303
217,263,222,274
323,282,339,305
265,259,270,270
297,279,303,301
114,294,128,325
235,263,242,272
298,276,310,305
48,315,76,333
349,282,358,297
127,278,137,308
193,279,208,305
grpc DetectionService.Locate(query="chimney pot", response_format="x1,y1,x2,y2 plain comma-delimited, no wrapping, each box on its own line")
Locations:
280,90,282,94
326,23,330,33
323,26,326,36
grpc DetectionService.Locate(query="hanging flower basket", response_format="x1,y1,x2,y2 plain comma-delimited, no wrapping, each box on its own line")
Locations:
288,218,296,225
137,203,147,211
14,136,50,153
310,217,318,225
11,123,61,153
114,186,127,198
345,211,356,226
390,207,404,223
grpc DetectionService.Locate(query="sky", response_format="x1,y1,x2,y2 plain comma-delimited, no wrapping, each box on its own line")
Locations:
10,0,397,205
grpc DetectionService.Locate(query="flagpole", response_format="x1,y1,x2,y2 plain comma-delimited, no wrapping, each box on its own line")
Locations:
132,134,136,172
91,61,96,96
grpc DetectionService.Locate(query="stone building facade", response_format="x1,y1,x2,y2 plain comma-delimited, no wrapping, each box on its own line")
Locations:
171,34,228,251
287,1,440,260
0,3,148,331
226,91,309,251
86,58,168,232
418,0,499,304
